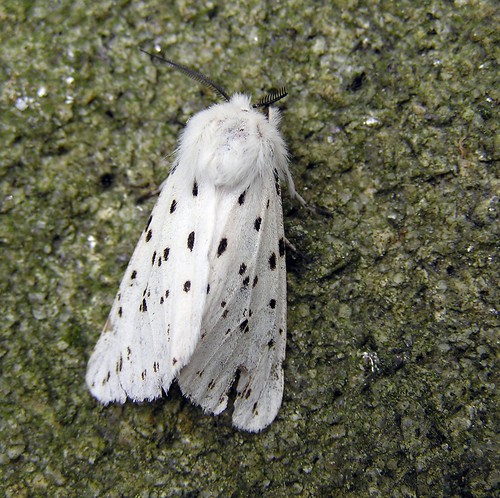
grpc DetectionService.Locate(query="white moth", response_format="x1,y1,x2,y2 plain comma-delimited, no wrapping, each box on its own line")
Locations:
86,51,301,432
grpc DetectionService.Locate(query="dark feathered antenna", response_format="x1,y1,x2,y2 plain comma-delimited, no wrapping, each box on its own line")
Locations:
253,86,288,108
139,48,230,102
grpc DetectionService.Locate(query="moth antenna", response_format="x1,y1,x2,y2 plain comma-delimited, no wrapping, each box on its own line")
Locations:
140,48,230,102
253,86,288,108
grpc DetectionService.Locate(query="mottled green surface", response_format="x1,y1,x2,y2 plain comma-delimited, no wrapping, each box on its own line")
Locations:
1,0,498,496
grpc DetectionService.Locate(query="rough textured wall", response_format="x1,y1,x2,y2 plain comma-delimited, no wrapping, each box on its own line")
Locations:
1,1,497,496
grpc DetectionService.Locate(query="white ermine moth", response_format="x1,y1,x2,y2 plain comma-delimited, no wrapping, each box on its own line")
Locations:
86,50,300,432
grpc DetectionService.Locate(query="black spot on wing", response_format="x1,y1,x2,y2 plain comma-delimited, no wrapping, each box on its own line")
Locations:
239,263,247,275
163,247,170,261
273,168,281,196
187,231,195,251
184,281,191,292
217,238,227,257
254,217,262,231
145,215,153,232
269,252,277,270
238,190,246,205
170,200,177,213
252,275,258,287
192,180,198,196
102,371,110,385
146,229,153,242
279,238,285,257
239,319,249,333
269,299,276,309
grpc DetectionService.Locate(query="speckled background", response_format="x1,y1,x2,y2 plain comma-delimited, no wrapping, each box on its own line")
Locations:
1,1,498,496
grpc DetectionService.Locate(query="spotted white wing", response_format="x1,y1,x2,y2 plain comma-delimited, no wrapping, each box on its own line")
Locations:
86,167,217,403
178,169,286,432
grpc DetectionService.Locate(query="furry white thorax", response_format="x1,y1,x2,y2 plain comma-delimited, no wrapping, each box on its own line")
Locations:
176,94,290,190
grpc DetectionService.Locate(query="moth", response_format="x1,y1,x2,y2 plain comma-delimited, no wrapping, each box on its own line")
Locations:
86,50,302,432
